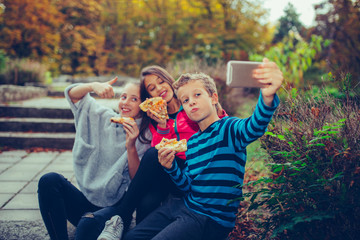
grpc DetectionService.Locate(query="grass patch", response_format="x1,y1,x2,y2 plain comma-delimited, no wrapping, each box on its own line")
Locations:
234,94,271,179
245,141,270,178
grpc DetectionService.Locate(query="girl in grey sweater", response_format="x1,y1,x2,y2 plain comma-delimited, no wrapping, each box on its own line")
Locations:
38,78,152,240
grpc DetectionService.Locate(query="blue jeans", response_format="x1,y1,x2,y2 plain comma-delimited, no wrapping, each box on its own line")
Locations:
123,198,232,240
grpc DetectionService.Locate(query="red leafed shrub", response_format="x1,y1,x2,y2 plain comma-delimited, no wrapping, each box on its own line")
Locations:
235,75,360,239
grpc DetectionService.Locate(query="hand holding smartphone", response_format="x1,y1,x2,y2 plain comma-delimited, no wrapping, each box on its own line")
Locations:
226,61,263,88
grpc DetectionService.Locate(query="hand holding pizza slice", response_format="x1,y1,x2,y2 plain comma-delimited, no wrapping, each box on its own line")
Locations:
139,97,169,120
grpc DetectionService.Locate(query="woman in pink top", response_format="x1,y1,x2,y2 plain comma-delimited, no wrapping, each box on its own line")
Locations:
142,65,226,160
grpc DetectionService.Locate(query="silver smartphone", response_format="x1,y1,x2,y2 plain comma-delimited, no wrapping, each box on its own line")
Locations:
226,60,263,88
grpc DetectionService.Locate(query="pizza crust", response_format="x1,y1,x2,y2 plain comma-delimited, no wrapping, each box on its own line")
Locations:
155,138,187,152
110,117,134,124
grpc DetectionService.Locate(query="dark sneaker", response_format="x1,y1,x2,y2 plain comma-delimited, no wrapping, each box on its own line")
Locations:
97,215,124,240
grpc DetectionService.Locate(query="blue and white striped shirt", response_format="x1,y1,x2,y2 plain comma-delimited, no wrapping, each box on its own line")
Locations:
165,93,280,228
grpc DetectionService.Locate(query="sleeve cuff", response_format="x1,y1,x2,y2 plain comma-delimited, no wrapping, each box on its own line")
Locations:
164,159,178,174
259,92,280,110
157,125,171,135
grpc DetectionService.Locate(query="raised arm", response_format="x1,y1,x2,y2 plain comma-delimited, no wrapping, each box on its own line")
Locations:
68,77,118,104
234,58,283,148
253,58,283,106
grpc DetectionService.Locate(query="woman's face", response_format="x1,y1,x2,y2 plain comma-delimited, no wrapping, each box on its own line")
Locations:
144,74,174,103
118,84,142,118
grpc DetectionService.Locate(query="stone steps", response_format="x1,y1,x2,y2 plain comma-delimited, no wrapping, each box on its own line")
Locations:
0,106,75,149
0,106,73,119
0,132,75,149
0,117,75,132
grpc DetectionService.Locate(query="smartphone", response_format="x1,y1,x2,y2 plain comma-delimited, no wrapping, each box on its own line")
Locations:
226,60,263,88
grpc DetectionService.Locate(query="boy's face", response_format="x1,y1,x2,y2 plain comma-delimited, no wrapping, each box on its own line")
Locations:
177,80,218,124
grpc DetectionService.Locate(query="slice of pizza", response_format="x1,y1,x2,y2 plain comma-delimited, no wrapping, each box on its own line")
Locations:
110,117,134,124
139,97,169,120
155,138,187,152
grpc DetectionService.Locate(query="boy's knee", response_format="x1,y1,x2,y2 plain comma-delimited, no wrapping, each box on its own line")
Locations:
76,213,102,240
38,172,61,192
78,212,96,227
122,230,135,240
142,147,159,164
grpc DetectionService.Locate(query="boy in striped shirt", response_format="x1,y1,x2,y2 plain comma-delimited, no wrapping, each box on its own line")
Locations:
123,58,283,240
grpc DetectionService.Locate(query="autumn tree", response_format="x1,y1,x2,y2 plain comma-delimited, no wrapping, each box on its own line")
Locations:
169,0,271,63
0,0,63,61
1,0,274,77
99,0,272,76
99,0,164,75
312,0,360,85
56,0,105,75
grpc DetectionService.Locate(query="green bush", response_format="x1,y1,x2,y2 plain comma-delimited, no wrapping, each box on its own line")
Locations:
0,50,7,73
241,78,360,239
0,58,48,85
0,50,8,83
250,34,330,89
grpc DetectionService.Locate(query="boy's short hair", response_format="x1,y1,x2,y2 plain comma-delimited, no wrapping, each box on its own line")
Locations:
173,72,222,112
173,72,218,97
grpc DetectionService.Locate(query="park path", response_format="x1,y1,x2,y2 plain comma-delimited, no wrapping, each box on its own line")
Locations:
0,149,76,240
0,86,127,239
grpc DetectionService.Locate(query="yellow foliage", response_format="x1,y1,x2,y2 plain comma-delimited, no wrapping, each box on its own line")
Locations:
1,0,273,76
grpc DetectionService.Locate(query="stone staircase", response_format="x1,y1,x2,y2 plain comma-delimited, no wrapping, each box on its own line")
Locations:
0,105,75,149
0,74,137,150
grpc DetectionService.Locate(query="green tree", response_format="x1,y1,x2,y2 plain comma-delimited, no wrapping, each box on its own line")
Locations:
272,3,305,43
250,33,330,88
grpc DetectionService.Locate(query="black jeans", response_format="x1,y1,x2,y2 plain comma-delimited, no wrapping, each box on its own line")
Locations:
124,198,232,240
37,172,102,240
38,147,185,240
84,147,184,232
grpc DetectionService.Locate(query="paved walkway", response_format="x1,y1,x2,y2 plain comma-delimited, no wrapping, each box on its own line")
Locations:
0,95,118,239
0,150,76,239
0,83,137,239
0,150,75,221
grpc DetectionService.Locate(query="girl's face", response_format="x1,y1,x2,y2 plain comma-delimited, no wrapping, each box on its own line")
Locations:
118,84,142,118
144,74,174,103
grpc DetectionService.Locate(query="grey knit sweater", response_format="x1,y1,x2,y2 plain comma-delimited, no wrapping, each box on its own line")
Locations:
65,84,151,207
